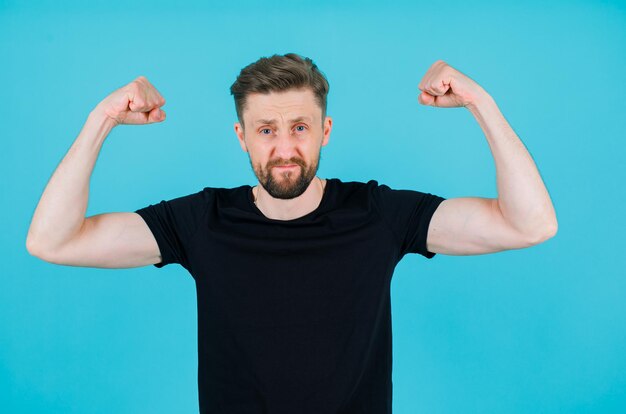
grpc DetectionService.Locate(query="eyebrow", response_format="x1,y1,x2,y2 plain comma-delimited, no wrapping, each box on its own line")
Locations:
254,116,312,125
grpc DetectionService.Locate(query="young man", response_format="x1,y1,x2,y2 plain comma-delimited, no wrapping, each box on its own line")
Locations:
26,53,557,413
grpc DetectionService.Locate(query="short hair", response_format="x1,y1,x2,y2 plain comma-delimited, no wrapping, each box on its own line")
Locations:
229,53,330,128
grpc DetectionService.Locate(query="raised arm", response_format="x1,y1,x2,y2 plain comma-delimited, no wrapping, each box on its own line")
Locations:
26,76,167,268
416,60,558,255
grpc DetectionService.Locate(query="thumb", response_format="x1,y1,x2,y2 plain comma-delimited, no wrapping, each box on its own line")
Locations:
147,107,166,123
418,91,435,106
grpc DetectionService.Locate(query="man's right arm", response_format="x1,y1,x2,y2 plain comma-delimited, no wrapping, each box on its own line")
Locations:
26,76,167,268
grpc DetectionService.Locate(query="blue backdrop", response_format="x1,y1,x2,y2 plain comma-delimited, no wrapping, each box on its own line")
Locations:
2,0,625,412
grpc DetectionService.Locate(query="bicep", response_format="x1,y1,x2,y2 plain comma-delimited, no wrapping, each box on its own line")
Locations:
38,212,162,268
426,197,534,255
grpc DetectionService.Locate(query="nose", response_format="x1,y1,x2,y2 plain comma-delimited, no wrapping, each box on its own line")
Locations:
273,128,299,160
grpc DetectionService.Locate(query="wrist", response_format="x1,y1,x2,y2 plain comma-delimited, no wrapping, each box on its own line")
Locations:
466,90,497,116
83,107,117,145
88,105,119,130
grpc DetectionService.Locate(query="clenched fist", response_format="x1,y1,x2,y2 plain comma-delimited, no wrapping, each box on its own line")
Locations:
94,76,166,127
417,60,486,108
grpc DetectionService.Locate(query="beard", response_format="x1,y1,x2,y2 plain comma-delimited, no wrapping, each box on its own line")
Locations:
250,150,321,199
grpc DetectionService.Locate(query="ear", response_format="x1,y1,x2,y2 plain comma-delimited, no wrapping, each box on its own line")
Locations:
321,116,332,147
234,122,248,153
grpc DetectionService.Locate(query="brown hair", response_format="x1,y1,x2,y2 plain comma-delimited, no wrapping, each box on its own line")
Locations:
230,53,330,128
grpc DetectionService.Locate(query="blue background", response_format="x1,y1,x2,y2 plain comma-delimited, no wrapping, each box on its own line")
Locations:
2,0,625,412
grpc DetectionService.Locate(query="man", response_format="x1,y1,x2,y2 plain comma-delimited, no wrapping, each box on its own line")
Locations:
26,53,557,413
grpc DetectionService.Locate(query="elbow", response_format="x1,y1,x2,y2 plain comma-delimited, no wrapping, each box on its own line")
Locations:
544,212,559,240
26,241,57,263
26,234,52,260
26,234,38,256
539,221,558,243
26,237,45,259
524,217,558,246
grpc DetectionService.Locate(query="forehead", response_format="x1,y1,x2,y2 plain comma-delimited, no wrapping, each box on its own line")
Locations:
244,88,320,124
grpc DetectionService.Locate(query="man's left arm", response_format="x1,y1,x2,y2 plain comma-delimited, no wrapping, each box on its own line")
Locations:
417,60,558,255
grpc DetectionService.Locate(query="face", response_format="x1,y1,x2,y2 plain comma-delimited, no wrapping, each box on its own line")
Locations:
234,88,333,199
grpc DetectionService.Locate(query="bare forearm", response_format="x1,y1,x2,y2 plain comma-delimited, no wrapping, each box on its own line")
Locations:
467,93,557,239
26,109,116,254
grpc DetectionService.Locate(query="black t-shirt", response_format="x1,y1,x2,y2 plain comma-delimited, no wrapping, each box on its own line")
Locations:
134,178,445,413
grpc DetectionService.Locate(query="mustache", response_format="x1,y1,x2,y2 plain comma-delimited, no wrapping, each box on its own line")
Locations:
267,157,306,169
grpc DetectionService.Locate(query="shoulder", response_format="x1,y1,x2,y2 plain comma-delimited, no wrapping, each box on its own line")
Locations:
209,184,253,208
145,185,249,213
330,178,417,200
324,178,381,205
328,177,381,193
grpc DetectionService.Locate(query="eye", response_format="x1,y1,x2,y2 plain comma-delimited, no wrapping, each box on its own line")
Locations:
295,125,307,132
260,128,272,135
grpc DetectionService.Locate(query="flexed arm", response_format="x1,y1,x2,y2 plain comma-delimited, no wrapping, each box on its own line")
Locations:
26,77,167,267
417,60,557,255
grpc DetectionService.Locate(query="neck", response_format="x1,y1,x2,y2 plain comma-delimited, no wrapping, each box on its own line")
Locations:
253,176,326,221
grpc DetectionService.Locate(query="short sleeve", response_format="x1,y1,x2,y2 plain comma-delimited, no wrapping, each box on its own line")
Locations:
372,182,446,259
134,189,210,270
